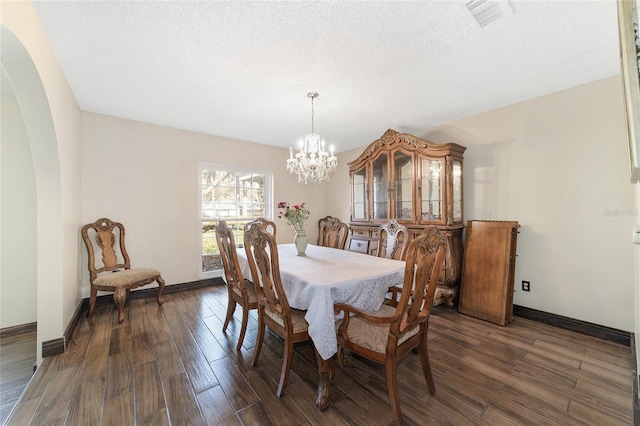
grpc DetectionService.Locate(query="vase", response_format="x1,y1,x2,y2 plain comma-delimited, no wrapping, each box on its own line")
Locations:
294,229,308,256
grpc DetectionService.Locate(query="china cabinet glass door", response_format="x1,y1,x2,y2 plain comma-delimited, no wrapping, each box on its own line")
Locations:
393,150,413,220
352,168,367,220
372,153,389,220
420,158,443,222
453,160,462,222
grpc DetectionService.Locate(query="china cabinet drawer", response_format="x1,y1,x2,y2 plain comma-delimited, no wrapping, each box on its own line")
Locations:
348,238,369,254
352,229,369,237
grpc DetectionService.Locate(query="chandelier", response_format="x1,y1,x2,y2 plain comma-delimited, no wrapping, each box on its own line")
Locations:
286,92,337,183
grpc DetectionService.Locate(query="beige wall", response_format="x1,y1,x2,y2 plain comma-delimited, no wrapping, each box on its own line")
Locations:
333,76,633,332
1,95,37,328
1,2,82,359
80,112,328,297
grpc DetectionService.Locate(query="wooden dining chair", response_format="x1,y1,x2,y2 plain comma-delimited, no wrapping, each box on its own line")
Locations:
81,218,165,323
244,220,311,397
377,219,409,261
335,226,447,425
317,215,348,249
216,220,259,351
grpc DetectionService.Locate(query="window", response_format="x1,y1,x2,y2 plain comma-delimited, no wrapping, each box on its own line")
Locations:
200,164,273,276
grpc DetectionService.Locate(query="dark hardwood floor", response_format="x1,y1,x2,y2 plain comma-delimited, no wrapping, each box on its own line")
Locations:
3,284,634,425
0,329,36,424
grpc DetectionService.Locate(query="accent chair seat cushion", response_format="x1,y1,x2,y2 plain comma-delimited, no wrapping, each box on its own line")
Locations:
94,268,160,287
265,307,309,333
231,280,259,304
344,304,420,354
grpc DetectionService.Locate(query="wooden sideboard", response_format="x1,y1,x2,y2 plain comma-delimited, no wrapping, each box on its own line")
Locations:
347,129,466,306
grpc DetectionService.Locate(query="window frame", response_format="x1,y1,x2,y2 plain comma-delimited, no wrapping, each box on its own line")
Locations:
198,162,274,279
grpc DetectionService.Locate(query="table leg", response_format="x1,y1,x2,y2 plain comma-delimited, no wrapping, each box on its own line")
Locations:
314,348,334,411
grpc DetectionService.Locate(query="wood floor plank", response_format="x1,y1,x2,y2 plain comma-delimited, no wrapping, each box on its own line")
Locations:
103,392,135,426
285,380,348,425
163,371,206,426
4,397,39,426
0,329,36,424
20,356,59,400
57,329,90,371
243,366,305,426
137,408,170,426
134,361,166,420
461,355,571,410
78,310,112,383
185,317,229,363
196,385,242,426
495,384,580,425
572,379,633,422
146,303,173,344
131,312,156,365
168,320,219,393
235,402,274,425
108,324,132,356
66,377,104,425
568,398,631,426
105,351,133,399
29,367,79,425
154,339,185,379
524,351,632,398
210,357,259,411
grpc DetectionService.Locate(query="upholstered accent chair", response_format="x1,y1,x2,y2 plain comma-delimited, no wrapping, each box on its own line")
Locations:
81,218,165,323
377,219,409,261
216,220,259,351
244,220,311,397
317,216,348,250
335,226,447,425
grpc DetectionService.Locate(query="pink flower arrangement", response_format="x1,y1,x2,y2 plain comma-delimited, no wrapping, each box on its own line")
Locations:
277,201,310,231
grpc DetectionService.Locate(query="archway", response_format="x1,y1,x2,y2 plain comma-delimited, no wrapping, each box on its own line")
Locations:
1,25,64,361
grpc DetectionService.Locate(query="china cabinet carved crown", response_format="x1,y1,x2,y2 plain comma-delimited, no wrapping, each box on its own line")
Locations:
348,129,466,306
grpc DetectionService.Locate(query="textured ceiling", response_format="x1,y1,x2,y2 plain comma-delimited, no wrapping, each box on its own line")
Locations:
32,1,621,152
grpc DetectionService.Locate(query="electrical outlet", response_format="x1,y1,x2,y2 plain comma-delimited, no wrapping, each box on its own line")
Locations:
522,280,530,292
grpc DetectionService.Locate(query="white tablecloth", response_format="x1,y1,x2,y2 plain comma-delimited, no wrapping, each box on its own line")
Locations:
235,243,405,360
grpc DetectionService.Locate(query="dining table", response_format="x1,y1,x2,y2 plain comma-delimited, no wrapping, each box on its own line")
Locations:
235,243,405,410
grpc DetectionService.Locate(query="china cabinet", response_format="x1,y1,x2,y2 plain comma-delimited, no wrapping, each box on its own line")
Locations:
348,129,466,306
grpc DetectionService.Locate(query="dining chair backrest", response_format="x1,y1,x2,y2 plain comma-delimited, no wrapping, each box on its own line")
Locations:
216,220,246,293
216,219,258,350
392,226,447,337
317,215,348,249
377,219,409,261
254,217,277,239
244,220,291,317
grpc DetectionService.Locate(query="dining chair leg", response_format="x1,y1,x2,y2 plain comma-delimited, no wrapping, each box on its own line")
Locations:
236,305,249,351
251,312,265,367
385,356,403,426
156,276,165,305
88,287,98,317
419,334,436,395
114,287,127,324
276,336,294,397
222,293,236,333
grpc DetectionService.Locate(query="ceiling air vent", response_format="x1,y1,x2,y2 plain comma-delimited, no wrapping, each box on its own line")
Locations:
461,0,514,28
